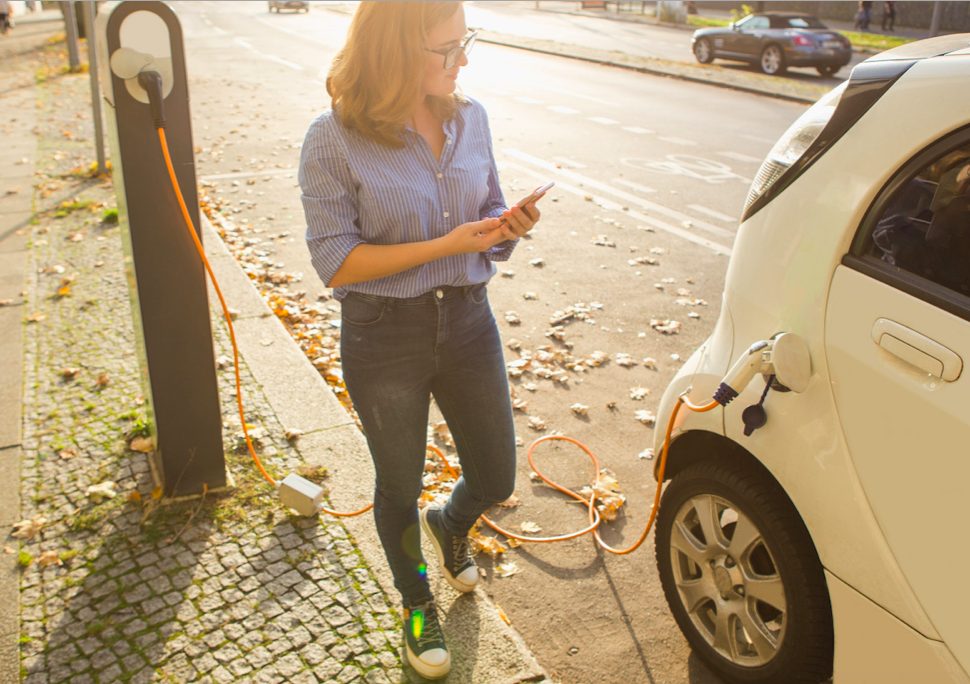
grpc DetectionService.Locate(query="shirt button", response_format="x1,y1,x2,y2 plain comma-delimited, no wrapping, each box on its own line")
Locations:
435,289,444,299
443,211,450,218
446,137,452,144
436,172,443,179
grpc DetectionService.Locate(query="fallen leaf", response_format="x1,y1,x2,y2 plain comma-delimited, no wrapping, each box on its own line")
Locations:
643,357,658,370
638,448,655,460
38,551,63,568
528,258,545,267
496,561,520,578
635,410,657,427
58,447,78,460
60,367,80,380
129,436,154,453
284,428,304,441
128,491,142,503
95,373,110,388
629,387,649,401
570,403,589,416
86,481,117,502
498,495,521,508
11,517,47,540
504,311,521,325
496,604,511,625
522,292,538,300
650,319,682,335
151,486,163,500
26,311,46,323
527,416,546,432
520,521,542,534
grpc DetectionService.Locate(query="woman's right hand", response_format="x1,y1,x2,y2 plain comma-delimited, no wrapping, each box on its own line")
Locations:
442,217,514,255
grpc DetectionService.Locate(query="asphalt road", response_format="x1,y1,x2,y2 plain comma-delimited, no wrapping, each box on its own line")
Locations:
174,2,807,682
466,0,867,82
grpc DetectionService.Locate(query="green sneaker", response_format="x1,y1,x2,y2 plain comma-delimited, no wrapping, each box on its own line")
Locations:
403,599,450,679
420,506,479,593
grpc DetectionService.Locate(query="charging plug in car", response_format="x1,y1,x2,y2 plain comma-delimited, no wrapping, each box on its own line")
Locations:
714,332,812,439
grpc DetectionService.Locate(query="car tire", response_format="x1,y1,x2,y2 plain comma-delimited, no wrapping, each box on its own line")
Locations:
759,45,786,75
655,458,833,684
694,38,714,64
816,65,839,77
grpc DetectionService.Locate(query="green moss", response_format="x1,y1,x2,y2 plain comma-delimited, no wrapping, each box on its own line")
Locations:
102,208,119,224
17,551,33,568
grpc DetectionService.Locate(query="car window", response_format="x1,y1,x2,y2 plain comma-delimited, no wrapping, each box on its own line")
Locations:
786,16,826,29
734,15,753,29
864,141,970,298
746,16,770,30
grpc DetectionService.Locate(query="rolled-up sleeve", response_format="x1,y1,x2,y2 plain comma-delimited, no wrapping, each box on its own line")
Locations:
476,106,517,262
299,119,363,287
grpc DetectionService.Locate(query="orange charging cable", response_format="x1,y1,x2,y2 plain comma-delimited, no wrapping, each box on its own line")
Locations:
158,126,720,540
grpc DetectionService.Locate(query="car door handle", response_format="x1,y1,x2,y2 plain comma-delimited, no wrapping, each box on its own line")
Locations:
871,318,963,382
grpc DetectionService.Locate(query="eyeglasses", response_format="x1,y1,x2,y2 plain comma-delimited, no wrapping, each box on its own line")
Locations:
425,30,478,70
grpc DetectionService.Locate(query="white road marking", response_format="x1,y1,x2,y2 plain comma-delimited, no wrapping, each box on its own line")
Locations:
503,148,736,247
499,160,732,256
233,36,301,71
552,156,587,169
688,204,737,223
658,135,699,146
547,105,580,115
539,85,615,107
718,150,763,164
588,116,620,126
622,126,654,135
613,178,656,194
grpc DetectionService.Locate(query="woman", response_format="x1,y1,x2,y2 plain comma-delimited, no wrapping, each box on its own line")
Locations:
299,2,540,678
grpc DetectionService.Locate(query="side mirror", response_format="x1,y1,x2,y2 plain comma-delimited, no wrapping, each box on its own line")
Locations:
730,22,738,31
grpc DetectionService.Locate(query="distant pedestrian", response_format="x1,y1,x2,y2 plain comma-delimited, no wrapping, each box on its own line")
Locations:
300,1,537,680
854,0,873,31
0,0,12,34
881,1,896,32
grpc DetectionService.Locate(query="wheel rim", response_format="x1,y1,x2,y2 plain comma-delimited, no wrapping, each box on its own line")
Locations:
669,494,787,667
696,40,711,62
761,47,781,73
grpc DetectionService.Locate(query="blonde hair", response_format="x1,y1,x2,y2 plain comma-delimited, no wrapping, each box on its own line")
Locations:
327,1,463,148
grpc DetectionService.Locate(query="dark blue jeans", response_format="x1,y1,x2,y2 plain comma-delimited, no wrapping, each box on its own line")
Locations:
340,283,516,605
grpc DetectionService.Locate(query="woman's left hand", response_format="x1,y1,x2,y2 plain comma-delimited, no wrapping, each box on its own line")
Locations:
497,202,541,241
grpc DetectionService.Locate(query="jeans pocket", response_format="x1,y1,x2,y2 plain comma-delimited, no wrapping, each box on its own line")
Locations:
468,283,488,305
341,294,387,327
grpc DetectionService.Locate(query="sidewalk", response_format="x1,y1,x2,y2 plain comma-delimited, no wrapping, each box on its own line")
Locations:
2,20,545,684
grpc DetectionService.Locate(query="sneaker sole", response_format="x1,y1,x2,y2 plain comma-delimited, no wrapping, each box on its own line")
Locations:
405,644,451,680
419,507,478,593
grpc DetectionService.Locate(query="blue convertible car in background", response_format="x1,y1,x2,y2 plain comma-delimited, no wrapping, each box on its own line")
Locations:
691,12,853,77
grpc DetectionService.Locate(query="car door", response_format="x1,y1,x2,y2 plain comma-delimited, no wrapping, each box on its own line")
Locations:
734,15,769,59
825,130,970,674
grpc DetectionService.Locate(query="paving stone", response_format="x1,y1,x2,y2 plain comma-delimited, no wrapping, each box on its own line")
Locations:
276,652,305,679
336,665,364,683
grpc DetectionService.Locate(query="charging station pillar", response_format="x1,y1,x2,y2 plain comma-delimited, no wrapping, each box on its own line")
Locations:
95,2,226,497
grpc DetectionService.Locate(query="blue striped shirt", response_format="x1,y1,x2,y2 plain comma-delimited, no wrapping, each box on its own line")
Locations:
299,96,515,300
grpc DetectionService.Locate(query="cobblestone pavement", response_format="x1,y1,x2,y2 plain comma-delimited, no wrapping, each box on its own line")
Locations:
13,34,406,684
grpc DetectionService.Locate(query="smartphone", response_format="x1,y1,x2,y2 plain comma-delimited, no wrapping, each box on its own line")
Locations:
500,181,555,225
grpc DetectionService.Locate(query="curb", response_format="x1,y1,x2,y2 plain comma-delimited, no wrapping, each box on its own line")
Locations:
478,33,821,104
199,213,550,684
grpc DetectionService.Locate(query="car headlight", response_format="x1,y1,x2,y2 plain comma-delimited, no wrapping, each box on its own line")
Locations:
743,83,846,218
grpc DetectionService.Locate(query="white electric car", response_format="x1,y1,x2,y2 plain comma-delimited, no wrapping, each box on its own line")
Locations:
653,35,970,684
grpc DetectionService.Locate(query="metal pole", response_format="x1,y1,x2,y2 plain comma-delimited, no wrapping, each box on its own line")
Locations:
81,1,106,174
63,1,81,71
928,0,942,37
